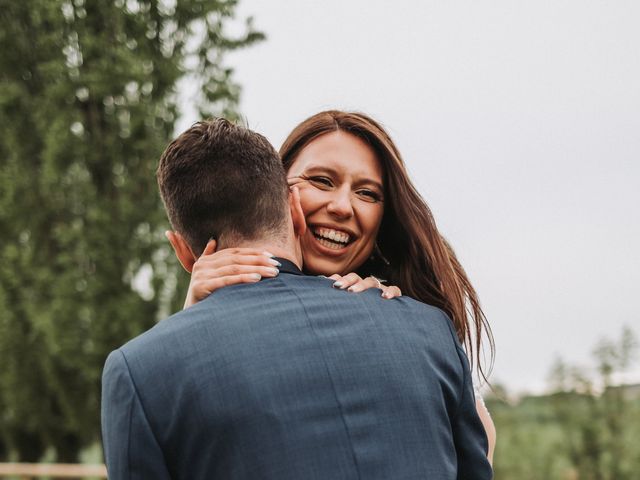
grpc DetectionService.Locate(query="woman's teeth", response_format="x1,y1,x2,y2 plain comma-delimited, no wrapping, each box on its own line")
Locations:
316,237,345,250
313,228,351,249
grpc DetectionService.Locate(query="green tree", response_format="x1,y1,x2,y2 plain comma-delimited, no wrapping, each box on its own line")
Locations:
0,0,263,461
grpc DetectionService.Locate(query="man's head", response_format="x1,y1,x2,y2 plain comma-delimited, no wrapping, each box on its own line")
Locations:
157,118,304,269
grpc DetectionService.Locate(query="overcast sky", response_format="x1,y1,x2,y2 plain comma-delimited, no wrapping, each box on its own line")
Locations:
178,1,640,394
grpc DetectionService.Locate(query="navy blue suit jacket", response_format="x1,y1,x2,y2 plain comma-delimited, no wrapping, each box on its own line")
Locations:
101,259,492,479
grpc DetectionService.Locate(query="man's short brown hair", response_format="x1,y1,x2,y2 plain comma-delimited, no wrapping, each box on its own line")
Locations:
157,118,289,254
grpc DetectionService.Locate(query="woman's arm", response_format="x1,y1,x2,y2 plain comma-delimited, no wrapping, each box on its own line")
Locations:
475,396,496,464
179,237,402,308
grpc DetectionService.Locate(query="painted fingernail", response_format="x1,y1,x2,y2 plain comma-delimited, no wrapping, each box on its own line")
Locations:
348,286,360,293
317,275,327,278
267,258,282,267
263,251,275,257
267,267,279,276
333,281,343,288
250,273,261,281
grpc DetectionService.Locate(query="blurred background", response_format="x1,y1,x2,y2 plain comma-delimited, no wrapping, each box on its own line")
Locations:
1,0,638,478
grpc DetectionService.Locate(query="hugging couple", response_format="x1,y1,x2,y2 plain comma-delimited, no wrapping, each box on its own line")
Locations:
101,111,495,479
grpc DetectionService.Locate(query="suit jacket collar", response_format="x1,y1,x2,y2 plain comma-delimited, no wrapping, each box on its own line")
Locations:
274,257,304,276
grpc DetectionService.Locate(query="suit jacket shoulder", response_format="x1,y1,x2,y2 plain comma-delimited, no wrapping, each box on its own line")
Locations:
102,274,492,480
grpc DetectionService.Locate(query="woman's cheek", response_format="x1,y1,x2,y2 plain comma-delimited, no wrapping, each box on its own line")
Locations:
296,186,319,214
362,204,384,237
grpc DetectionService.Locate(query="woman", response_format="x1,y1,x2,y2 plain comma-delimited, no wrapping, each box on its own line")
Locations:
173,110,496,462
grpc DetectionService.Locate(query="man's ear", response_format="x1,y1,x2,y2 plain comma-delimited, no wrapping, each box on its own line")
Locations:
289,186,307,238
165,230,198,273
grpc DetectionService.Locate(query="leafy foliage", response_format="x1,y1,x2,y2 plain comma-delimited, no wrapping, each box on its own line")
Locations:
0,0,262,461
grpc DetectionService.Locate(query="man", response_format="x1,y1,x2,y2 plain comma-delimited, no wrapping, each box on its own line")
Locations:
101,118,493,479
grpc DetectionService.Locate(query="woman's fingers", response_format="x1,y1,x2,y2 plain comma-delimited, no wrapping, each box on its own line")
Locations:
287,176,306,187
199,248,274,261
201,238,217,256
381,285,402,299
332,272,362,289
223,247,276,257
197,272,264,294
346,276,381,293
185,273,265,308
328,272,402,299
193,264,279,281
194,251,281,270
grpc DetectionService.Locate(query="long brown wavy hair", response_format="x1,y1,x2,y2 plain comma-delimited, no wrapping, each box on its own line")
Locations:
280,110,494,381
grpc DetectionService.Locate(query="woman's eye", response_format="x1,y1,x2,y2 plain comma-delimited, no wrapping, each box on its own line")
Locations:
358,190,382,202
309,176,333,188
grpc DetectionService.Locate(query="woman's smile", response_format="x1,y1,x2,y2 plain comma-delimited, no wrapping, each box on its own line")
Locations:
308,224,356,254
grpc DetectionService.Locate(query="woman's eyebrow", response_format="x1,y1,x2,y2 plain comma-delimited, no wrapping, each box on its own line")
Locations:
302,164,339,175
358,178,384,192
350,174,383,192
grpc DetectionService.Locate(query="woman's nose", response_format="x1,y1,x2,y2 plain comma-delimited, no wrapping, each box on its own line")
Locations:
326,189,354,219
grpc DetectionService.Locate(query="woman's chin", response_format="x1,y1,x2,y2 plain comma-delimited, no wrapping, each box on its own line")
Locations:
301,241,373,276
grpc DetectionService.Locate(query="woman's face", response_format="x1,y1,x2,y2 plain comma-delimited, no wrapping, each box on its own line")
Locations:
287,131,385,276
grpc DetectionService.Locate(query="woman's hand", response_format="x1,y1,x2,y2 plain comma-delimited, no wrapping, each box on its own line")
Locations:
328,272,402,299
184,239,281,309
